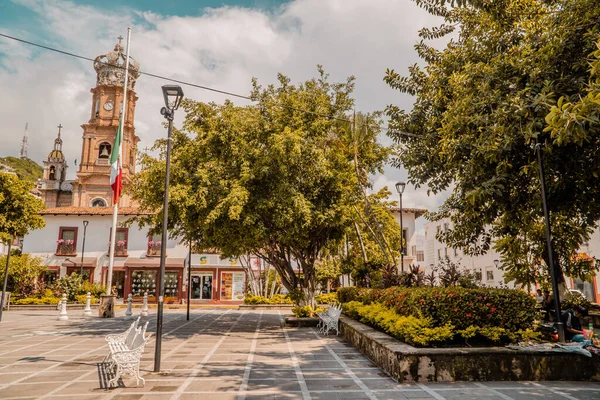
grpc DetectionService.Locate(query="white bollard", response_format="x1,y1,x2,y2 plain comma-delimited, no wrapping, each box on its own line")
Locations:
125,293,133,319
58,294,69,321
83,292,93,316
141,292,149,317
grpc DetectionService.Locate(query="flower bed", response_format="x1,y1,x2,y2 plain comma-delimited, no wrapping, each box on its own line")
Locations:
337,286,539,347
244,294,293,305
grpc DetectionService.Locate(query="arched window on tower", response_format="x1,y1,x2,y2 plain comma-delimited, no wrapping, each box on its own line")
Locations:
49,166,56,181
91,198,107,207
99,142,111,159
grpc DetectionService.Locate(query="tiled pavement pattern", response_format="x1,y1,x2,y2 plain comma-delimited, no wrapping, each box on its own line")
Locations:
1,309,600,399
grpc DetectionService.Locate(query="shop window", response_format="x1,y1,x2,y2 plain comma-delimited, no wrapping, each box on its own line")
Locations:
43,270,58,285
131,270,157,298
220,272,245,300
56,227,77,255
147,233,162,257
68,268,91,282
109,228,128,256
165,271,179,299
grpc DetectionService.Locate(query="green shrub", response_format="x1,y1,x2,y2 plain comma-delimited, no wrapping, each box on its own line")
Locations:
13,297,60,305
457,325,541,345
562,292,592,310
53,274,83,301
337,287,370,303
244,293,294,305
270,294,294,304
75,294,98,304
342,301,454,347
77,281,106,297
316,292,338,304
340,286,536,332
245,294,269,304
292,305,326,318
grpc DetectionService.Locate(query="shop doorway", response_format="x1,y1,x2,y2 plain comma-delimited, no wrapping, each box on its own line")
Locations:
112,271,125,299
191,274,213,300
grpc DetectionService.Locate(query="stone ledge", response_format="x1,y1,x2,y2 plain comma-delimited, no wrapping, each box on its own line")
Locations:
7,304,99,311
340,316,600,382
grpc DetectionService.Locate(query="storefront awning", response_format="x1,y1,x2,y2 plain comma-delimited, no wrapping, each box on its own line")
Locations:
125,257,185,268
61,257,98,268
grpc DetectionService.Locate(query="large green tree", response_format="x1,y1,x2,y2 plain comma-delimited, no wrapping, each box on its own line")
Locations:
131,69,389,306
0,173,45,244
386,0,600,288
0,254,46,297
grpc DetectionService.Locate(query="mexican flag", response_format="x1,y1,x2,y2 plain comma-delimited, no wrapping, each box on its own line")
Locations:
110,122,123,204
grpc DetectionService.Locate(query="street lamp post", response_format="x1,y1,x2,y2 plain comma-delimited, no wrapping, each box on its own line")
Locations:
395,181,406,272
535,140,565,343
0,239,13,322
154,84,184,373
80,221,89,279
187,242,191,321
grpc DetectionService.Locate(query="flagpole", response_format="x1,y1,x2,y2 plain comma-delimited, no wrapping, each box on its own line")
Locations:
107,27,132,297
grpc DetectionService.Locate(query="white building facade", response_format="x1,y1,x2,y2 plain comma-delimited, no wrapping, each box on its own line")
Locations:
22,208,248,304
423,218,514,288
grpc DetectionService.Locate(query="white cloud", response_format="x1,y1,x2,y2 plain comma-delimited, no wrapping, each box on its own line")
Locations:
0,0,449,210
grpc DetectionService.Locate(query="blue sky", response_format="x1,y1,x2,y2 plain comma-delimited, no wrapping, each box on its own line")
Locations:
0,0,446,213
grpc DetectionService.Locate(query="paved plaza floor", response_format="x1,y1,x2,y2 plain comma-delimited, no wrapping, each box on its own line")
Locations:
1,309,600,400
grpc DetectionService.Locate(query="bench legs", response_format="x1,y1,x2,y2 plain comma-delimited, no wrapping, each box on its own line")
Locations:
107,360,145,387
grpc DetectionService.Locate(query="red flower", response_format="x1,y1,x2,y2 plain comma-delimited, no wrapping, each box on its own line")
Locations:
491,307,496,313
466,313,472,318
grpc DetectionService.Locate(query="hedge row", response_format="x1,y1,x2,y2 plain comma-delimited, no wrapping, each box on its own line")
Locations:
337,286,537,331
244,294,294,305
343,300,540,347
245,292,339,305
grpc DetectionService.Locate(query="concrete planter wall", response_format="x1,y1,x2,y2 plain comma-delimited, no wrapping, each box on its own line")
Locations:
340,316,600,382
8,304,99,311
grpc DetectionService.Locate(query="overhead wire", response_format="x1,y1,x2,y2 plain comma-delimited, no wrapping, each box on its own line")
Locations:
0,31,419,138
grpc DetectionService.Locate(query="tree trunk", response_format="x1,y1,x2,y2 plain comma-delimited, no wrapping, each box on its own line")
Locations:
354,222,368,263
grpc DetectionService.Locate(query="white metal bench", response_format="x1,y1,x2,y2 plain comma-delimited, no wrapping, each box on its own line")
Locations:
317,303,342,336
105,317,150,387
105,317,140,347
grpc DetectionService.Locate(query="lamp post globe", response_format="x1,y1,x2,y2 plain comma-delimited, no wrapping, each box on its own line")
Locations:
395,181,406,272
154,85,184,373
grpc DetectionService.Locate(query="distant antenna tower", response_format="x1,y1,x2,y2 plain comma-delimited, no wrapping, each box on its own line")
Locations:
20,122,29,159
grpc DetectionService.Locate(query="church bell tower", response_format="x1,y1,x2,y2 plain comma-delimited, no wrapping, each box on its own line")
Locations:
71,38,141,208
40,124,69,208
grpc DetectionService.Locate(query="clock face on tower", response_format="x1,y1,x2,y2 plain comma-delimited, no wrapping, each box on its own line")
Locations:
103,101,114,111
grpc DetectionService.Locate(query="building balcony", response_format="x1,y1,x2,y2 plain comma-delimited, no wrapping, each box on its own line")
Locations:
56,242,76,256
147,243,162,257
